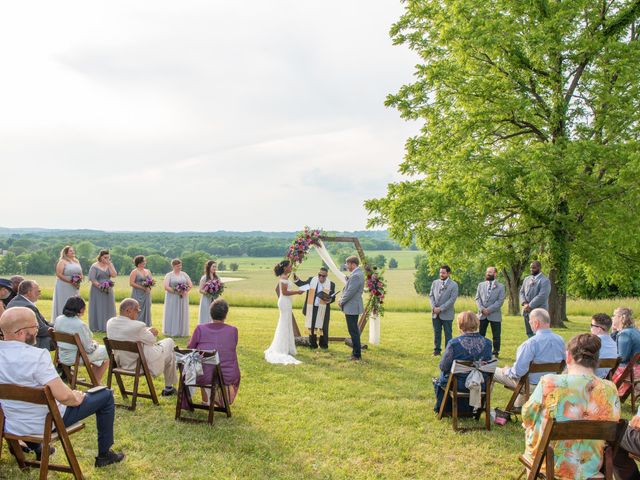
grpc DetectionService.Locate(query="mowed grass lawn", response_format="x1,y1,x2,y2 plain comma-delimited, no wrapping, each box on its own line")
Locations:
2,299,639,479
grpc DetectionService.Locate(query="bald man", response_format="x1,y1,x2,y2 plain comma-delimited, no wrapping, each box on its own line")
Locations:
0,307,124,467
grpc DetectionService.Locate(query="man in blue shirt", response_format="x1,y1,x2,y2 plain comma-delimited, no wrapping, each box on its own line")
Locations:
493,308,565,407
590,313,619,378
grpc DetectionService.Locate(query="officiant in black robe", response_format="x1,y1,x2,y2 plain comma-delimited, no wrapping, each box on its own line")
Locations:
294,267,336,349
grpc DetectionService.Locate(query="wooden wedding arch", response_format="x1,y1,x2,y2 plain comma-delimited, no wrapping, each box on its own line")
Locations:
286,235,372,345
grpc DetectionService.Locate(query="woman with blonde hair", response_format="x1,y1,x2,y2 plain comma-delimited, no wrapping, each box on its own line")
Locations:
433,311,492,413
611,307,640,396
52,245,83,318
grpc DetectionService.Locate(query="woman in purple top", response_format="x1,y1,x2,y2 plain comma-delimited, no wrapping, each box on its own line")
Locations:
187,298,240,405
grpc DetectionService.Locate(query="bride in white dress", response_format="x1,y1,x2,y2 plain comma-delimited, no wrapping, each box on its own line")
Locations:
265,260,305,365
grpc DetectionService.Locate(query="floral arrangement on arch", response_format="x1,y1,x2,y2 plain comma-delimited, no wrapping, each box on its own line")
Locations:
286,226,323,269
364,265,386,316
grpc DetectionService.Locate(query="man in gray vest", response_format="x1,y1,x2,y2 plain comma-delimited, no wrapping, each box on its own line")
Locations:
476,266,506,357
429,265,459,356
339,256,364,361
519,261,551,338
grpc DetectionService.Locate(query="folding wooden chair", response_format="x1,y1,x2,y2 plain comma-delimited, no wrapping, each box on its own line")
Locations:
599,357,621,382
103,337,159,411
614,352,640,411
505,361,566,415
437,360,496,431
49,328,99,390
517,419,625,480
174,348,232,425
0,384,85,479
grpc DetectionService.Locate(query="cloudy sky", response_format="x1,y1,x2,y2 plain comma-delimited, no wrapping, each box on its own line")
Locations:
0,1,418,232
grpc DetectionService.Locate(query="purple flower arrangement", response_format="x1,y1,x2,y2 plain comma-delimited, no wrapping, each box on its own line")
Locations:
98,280,114,293
70,274,82,289
141,276,155,288
365,265,386,316
286,226,322,268
174,282,189,296
203,278,224,300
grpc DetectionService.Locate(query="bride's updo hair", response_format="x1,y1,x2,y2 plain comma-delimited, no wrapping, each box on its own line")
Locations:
274,260,291,277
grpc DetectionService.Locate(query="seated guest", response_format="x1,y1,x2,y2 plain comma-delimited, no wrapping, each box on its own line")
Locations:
54,296,110,385
0,278,13,307
611,307,640,396
187,299,240,405
613,407,640,480
433,311,492,413
522,334,620,479
589,313,618,378
106,298,177,396
493,308,565,408
0,307,124,466
6,280,53,350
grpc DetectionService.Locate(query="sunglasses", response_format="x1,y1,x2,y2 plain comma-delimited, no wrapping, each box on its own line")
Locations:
590,324,603,329
318,274,327,278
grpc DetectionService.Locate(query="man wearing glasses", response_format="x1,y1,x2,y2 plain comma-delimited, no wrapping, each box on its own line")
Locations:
294,267,336,349
0,307,124,467
590,313,619,378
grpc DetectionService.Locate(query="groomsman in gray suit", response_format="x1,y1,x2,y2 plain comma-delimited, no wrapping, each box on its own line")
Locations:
476,266,506,357
339,256,364,361
519,261,551,338
429,265,459,356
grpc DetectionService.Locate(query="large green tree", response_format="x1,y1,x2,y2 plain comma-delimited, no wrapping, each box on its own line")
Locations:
367,0,640,326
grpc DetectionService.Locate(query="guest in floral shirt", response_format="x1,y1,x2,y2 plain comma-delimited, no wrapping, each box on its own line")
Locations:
433,311,492,413
522,333,620,480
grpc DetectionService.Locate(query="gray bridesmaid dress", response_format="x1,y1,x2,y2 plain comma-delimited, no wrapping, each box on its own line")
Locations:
132,271,152,327
88,265,116,332
198,275,212,325
163,272,190,336
52,262,82,318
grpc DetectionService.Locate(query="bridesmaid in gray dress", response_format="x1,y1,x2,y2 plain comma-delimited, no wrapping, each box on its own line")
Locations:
198,260,222,324
88,249,117,332
52,245,83,319
129,255,153,326
163,258,192,336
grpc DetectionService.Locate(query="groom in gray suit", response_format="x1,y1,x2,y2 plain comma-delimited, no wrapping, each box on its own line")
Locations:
429,265,459,356
339,255,364,360
476,266,506,357
519,261,551,338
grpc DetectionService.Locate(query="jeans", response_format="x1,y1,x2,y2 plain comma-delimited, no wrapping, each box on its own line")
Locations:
523,313,534,337
432,316,452,354
479,319,501,354
345,314,361,358
27,388,115,456
614,423,640,480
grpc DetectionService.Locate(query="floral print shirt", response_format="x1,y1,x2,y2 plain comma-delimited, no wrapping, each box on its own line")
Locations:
522,374,620,480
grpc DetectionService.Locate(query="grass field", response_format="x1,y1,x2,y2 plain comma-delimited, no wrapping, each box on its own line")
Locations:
1,300,637,479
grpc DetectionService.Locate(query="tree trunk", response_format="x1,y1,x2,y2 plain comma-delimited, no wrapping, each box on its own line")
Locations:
548,206,570,328
502,263,526,316
548,268,567,326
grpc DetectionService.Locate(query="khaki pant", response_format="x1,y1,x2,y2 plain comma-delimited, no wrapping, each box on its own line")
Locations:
157,338,178,387
493,367,532,408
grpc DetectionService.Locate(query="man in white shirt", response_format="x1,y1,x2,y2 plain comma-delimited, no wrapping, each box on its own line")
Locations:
106,298,177,396
0,307,124,467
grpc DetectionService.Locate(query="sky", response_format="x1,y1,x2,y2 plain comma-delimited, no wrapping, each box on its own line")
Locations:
0,1,419,232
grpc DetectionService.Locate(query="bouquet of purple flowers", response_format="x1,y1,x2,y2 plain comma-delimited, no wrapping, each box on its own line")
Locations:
141,276,155,289
202,278,224,300
70,274,82,289
98,280,114,293
174,282,189,296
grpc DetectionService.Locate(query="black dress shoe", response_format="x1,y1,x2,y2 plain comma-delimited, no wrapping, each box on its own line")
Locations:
95,450,125,468
161,386,176,397
433,351,441,356
349,355,361,361
34,445,56,461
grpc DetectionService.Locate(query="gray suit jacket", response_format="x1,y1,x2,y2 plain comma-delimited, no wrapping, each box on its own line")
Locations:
6,295,53,350
340,267,364,315
429,279,458,321
475,281,505,322
519,273,551,312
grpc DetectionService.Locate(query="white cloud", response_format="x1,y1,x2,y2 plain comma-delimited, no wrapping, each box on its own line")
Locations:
0,0,418,231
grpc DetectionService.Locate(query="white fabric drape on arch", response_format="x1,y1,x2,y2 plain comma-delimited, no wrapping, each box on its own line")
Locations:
314,240,347,285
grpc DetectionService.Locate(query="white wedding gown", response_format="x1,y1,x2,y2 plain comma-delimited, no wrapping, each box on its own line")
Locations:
264,278,301,365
